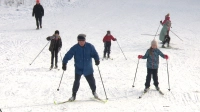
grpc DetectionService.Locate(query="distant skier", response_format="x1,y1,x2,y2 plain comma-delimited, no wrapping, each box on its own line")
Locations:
159,13,171,48
46,30,62,69
62,34,100,101
138,39,168,92
32,0,44,29
102,30,117,58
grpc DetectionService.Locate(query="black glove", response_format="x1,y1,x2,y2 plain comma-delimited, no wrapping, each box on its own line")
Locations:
62,63,67,71
46,37,50,41
160,20,162,24
115,38,117,41
95,60,100,65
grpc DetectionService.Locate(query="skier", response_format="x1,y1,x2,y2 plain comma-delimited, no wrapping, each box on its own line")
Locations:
159,13,171,48
46,30,62,69
138,39,168,92
102,30,117,58
62,34,100,101
32,0,44,29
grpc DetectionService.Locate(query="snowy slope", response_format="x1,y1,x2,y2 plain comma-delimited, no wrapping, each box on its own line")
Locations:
0,0,200,112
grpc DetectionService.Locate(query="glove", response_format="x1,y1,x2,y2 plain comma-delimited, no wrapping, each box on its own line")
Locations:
115,38,117,41
160,20,162,24
62,63,67,71
164,55,169,60
46,37,51,41
138,55,143,59
95,60,100,65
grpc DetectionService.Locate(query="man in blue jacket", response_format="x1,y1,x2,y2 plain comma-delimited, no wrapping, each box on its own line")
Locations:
62,34,100,101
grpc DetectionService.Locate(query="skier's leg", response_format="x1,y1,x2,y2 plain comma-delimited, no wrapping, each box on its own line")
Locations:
103,42,107,58
51,51,54,67
107,43,111,58
152,69,159,87
39,17,42,28
72,74,82,94
145,68,152,88
55,49,58,67
85,74,96,93
35,17,39,29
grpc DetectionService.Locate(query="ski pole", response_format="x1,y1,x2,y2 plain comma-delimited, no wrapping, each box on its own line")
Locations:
116,40,127,60
97,66,108,100
29,41,50,65
132,59,140,87
166,60,171,91
170,30,183,41
154,23,161,39
60,52,63,61
57,71,65,91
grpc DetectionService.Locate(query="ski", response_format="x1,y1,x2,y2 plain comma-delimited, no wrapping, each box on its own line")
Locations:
102,57,113,61
158,90,164,95
91,97,107,103
138,90,148,99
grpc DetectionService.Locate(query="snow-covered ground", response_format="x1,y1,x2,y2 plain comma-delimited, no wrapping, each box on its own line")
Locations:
1,0,200,112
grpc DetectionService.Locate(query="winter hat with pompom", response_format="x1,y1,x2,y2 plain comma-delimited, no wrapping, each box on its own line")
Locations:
151,39,158,47
36,0,40,3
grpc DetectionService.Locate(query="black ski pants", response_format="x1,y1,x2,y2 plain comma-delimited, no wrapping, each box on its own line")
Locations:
51,49,58,66
104,41,111,57
72,74,96,94
163,35,171,45
145,68,159,88
35,16,42,28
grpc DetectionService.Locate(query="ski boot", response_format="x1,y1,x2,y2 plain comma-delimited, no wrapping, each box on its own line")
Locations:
93,92,99,98
155,86,160,91
144,87,149,93
68,93,76,102
50,64,53,70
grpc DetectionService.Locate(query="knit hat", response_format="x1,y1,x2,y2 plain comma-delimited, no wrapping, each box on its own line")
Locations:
107,30,111,34
151,39,158,46
77,34,86,41
165,13,170,17
36,0,40,3
55,30,59,35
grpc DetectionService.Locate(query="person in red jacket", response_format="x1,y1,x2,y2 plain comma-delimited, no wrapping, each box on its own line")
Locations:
102,31,117,58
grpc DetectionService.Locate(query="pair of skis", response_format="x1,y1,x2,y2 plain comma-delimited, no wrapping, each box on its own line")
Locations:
139,89,164,99
54,97,107,105
102,57,113,61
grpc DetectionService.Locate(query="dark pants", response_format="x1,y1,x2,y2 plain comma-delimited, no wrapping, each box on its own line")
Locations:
104,42,111,57
35,16,42,28
72,74,96,94
163,35,170,45
145,68,159,88
51,49,58,66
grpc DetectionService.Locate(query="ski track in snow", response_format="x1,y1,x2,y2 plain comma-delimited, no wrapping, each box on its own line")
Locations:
0,0,200,112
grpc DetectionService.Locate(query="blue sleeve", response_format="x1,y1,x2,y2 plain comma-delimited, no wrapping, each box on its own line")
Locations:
91,45,99,61
142,49,149,59
63,46,75,64
157,49,165,58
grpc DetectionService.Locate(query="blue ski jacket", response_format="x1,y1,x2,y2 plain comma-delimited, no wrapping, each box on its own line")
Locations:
63,42,99,76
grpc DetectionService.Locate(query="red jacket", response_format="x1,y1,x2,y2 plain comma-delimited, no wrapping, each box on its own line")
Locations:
103,35,116,42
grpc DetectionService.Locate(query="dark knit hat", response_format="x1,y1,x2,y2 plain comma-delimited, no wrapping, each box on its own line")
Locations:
107,30,111,34
77,34,86,41
55,30,59,35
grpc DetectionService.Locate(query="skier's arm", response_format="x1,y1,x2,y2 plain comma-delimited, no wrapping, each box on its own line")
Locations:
41,5,44,16
46,36,55,41
32,6,35,16
142,50,149,59
63,47,75,64
91,45,100,61
157,49,165,58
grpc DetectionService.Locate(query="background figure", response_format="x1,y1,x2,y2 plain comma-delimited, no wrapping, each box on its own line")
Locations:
159,13,171,47
32,0,44,29
62,34,100,101
138,39,168,92
102,30,116,58
46,30,62,69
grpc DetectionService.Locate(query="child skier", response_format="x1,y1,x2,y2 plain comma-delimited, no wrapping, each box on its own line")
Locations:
102,30,117,59
46,30,62,69
138,39,168,92
159,13,171,48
